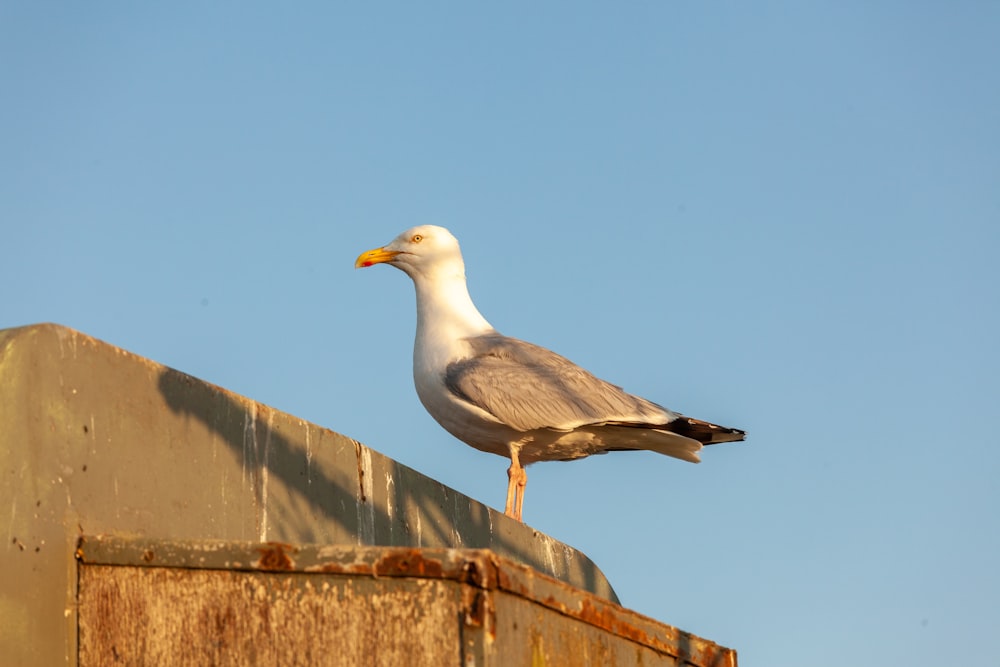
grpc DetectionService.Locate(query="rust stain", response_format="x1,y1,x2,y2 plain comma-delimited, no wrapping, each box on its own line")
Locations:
462,556,482,587
459,555,498,642
301,549,500,595
496,566,531,598
461,585,496,641
577,598,664,653
374,549,445,578
353,440,367,502
309,562,374,576
463,589,492,626
141,549,155,563
489,555,737,666
256,542,296,570
459,553,498,590
572,598,736,665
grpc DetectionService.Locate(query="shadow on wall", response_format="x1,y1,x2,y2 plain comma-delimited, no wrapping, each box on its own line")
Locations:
155,366,617,602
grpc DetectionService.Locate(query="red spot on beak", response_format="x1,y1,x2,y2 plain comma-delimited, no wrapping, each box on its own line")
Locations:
362,261,373,267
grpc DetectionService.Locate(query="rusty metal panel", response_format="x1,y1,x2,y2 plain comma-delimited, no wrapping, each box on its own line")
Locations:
0,324,619,665
79,566,462,666
76,536,738,667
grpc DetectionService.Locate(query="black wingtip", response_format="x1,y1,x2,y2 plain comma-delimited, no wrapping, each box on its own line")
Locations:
666,417,746,446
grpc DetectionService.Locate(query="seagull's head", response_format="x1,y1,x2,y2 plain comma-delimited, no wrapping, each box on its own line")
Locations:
355,225,465,281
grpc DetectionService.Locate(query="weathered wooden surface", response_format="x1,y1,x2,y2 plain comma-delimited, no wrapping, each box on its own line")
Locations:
0,323,618,666
77,537,738,667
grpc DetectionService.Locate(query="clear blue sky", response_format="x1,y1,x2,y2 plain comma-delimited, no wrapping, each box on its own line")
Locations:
3,4,998,665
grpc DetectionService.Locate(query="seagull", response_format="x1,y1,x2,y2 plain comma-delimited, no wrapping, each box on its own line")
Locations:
355,225,745,521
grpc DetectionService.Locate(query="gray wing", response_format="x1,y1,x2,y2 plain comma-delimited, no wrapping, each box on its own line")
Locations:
444,333,677,432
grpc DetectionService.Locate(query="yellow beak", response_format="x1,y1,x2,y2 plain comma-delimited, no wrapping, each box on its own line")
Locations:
355,246,402,268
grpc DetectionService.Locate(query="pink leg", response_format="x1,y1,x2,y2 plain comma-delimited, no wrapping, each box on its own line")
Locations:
505,449,527,521
505,461,519,518
513,466,527,522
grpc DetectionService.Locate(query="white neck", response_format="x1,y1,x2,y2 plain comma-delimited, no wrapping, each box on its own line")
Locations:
413,271,494,349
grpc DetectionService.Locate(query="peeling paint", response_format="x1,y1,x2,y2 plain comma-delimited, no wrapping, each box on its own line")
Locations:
242,406,257,489
304,424,313,485
385,472,395,542
55,326,79,361
354,441,375,545
259,409,274,543
537,532,558,578
385,474,394,520
452,495,464,547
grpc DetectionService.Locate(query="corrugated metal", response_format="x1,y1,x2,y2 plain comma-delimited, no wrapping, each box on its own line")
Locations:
77,536,737,667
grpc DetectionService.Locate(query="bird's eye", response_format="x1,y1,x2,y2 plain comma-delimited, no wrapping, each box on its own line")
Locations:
411,234,423,243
